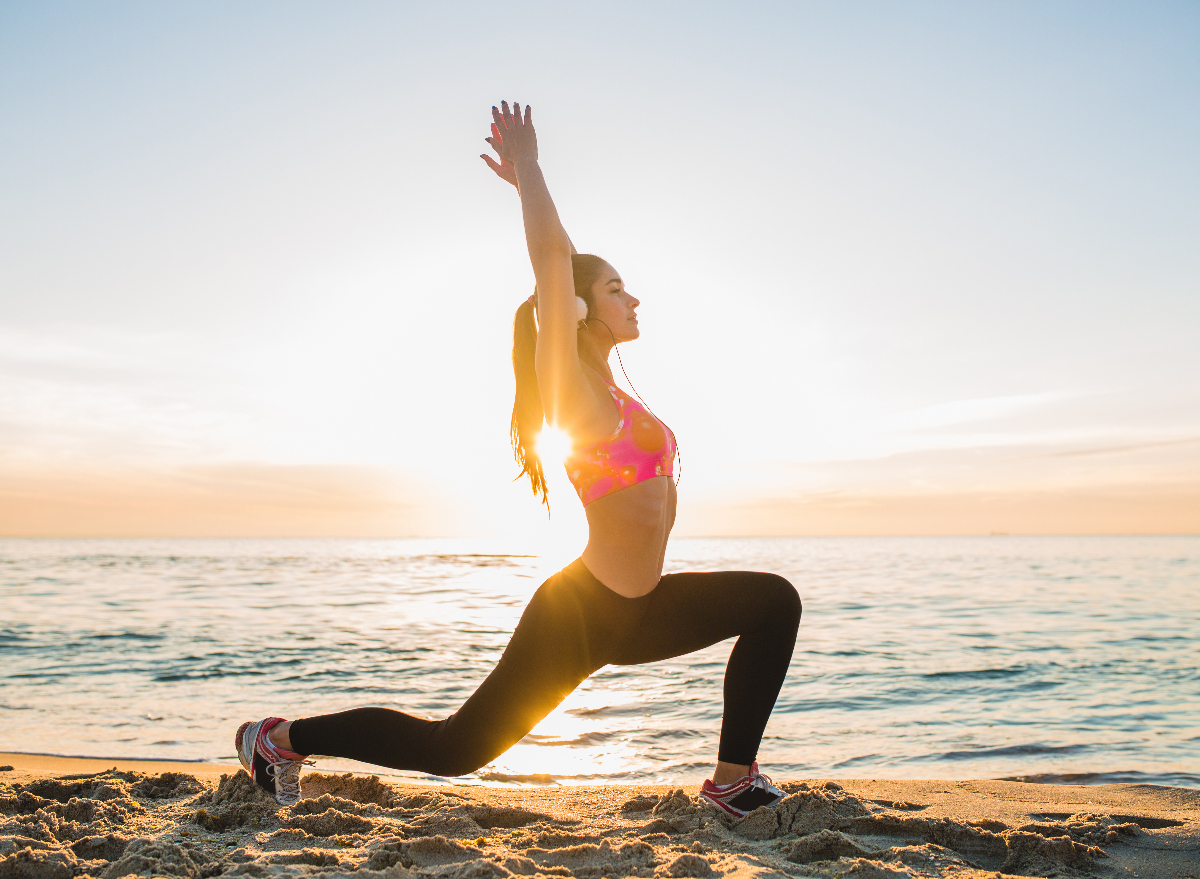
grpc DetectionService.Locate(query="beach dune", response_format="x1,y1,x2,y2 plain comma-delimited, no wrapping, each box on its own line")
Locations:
0,754,1196,879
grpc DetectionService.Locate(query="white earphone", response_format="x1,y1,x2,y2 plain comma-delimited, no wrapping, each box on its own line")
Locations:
531,295,589,327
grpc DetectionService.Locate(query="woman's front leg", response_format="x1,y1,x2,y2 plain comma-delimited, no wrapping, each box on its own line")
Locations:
612,570,802,773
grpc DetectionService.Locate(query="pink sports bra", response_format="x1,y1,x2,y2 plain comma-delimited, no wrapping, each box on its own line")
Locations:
564,379,677,506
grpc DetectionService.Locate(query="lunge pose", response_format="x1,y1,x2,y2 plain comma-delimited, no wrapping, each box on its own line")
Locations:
236,103,802,817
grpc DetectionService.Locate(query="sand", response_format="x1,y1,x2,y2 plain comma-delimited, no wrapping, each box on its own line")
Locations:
0,754,1196,879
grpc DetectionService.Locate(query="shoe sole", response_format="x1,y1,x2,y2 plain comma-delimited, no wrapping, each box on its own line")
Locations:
698,790,749,818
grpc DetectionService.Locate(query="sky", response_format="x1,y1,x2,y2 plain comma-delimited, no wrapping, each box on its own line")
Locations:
1,0,1198,539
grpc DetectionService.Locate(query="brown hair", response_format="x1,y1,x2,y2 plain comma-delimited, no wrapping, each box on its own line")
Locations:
511,254,611,506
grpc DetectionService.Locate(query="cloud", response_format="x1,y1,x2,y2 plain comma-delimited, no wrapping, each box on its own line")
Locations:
678,482,1200,536
1039,437,1200,459
883,392,1064,433
0,324,258,464
674,438,1200,536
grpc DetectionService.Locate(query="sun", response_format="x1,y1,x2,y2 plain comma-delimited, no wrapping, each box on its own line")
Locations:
536,426,573,466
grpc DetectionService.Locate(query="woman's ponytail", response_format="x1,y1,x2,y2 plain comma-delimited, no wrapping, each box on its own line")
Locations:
511,297,548,506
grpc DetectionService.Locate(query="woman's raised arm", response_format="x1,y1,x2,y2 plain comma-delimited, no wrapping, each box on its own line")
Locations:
482,116,576,255
481,126,578,255
486,102,588,426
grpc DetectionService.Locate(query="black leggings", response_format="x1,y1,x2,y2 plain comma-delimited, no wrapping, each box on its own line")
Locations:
289,559,801,777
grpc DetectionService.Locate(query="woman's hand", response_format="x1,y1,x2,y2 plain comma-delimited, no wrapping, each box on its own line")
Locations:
481,101,538,186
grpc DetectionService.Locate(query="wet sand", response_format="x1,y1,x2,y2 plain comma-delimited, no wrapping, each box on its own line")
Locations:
1,754,1196,878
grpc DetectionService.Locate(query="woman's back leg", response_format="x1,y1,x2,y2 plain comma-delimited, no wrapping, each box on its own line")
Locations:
289,569,614,777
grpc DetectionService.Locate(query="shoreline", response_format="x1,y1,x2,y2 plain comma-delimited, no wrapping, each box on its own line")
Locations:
2,757,1197,877
3,753,1197,792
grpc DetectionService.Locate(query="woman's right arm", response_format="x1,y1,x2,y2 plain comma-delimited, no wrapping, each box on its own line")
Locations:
487,102,588,426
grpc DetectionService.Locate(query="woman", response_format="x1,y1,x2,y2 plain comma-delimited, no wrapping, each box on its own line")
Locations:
235,103,802,818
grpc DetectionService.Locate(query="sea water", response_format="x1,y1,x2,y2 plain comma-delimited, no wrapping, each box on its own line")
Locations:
1,536,1197,787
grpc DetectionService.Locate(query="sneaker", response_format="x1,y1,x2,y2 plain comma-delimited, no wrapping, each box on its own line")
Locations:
699,762,785,818
235,717,313,805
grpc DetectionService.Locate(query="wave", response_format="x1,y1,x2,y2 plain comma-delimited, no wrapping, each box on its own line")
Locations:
924,743,1090,761
999,770,1200,788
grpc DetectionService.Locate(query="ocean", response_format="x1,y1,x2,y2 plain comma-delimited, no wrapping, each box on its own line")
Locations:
1,536,1197,788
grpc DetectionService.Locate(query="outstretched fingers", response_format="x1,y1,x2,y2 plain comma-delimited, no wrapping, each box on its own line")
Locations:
492,101,532,131
499,100,530,132
510,102,530,130
487,101,536,166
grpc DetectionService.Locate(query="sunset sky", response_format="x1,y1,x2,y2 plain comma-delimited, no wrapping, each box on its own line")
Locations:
2,1,1197,539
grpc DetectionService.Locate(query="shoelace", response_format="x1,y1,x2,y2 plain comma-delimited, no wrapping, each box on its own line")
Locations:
748,767,782,798
266,757,315,802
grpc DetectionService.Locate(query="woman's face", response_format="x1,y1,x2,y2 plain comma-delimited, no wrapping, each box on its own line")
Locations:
587,263,641,343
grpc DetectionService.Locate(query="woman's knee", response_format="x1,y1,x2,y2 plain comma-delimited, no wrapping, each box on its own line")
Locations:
426,752,490,779
756,572,802,626
421,729,504,778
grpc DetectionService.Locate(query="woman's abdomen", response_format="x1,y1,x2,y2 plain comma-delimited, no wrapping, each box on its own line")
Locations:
581,476,676,597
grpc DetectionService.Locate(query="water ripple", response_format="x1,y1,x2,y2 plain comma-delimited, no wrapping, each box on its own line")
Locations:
0,535,1197,787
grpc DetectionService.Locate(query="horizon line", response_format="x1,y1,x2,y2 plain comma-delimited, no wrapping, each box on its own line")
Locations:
2,533,1197,540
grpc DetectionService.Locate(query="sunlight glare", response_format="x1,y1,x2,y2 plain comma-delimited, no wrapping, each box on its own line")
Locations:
536,426,573,466
480,684,652,784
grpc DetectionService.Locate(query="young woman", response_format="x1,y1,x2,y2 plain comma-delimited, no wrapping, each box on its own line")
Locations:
235,103,802,818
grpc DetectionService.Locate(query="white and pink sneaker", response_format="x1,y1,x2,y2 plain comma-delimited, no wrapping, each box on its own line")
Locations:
699,762,785,817
234,717,313,805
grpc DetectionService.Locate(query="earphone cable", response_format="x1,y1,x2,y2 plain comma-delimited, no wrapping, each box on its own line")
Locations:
587,318,681,488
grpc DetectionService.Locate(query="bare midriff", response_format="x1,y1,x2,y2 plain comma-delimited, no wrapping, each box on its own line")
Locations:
580,475,677,597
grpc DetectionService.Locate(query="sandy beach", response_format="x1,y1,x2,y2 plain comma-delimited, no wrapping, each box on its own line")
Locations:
1,754,1196,879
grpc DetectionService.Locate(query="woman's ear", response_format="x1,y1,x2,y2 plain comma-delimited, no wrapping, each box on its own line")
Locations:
575,297,588,324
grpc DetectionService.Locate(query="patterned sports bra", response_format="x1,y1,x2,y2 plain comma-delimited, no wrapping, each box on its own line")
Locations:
564,379,677,506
